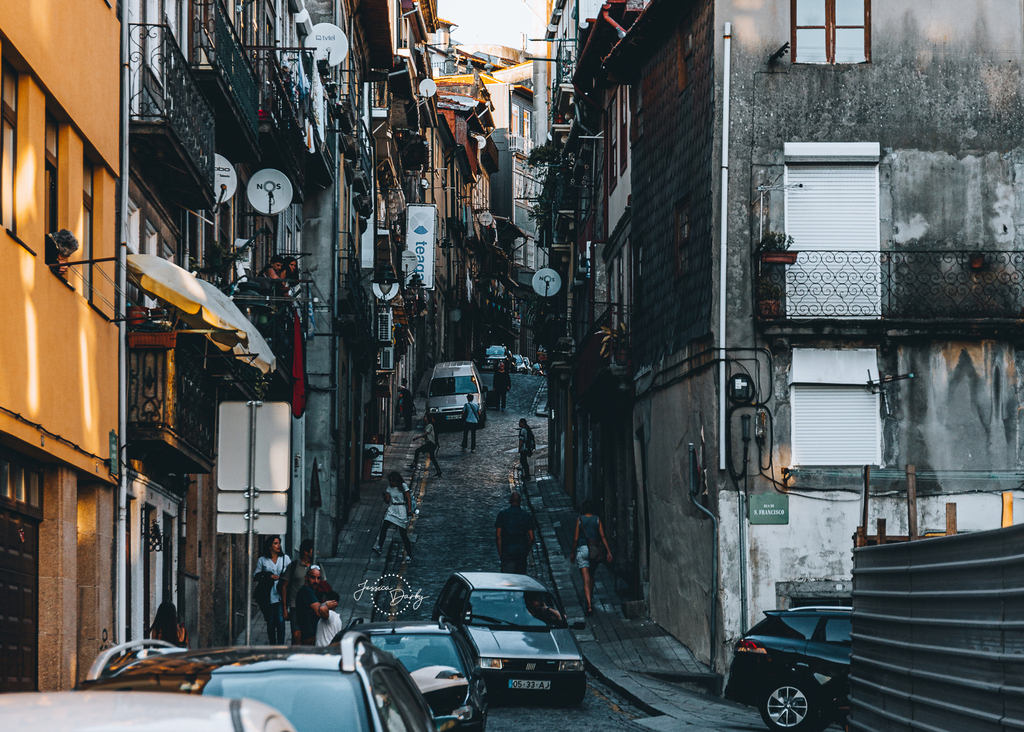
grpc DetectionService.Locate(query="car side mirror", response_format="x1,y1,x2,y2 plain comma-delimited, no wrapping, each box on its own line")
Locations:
571,621,587,631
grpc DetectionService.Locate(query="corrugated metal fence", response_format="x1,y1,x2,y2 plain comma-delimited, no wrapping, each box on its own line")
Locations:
850,524,1024,731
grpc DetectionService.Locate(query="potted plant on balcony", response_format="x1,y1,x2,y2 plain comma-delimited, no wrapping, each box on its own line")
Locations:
757,277,784,319
757,231,798,265
599,321,630,364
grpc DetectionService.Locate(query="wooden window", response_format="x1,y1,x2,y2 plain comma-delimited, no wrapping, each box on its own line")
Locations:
619,88,628,174
792,0,869,64
1,63,15,233
607,96,618,192
675,198,691,277
44,114,59,273
83,159,94,300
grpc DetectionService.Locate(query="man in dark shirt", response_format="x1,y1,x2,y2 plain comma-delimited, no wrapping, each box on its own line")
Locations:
295,565,337,645
495,491,535,574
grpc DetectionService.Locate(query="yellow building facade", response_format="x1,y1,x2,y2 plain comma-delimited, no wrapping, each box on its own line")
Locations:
0,0,121,690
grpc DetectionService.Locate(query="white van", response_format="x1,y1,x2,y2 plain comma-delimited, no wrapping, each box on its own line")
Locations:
426,361,487,430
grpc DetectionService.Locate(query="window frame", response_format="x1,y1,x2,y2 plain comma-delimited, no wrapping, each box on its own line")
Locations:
607,95,618,193
44,113,58,240
1,63,16,234
619,87,628,174
791,0,871,65
82,158,94,301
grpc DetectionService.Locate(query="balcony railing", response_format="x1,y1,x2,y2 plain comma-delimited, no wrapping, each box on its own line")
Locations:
192,1,259,140
754,250,1024,321
251,48,313,195
129,24,215,204
127,334,216,473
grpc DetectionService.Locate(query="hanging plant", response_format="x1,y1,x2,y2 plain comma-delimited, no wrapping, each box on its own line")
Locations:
599,321,630,359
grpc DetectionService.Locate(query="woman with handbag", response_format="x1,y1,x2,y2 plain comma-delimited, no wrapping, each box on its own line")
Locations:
253,534,290,644
570,500,613,616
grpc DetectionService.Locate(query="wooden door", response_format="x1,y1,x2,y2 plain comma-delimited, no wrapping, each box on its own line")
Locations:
0,506,38,690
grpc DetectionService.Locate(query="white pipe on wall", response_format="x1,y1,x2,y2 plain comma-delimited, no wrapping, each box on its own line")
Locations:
116,0,131,644
718,22,732,471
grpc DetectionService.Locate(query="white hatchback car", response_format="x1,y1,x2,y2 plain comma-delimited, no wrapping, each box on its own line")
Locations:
0,691,295,732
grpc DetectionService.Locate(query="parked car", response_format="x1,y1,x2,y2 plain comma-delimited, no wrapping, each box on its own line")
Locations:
512,354,529,373
480,346,509,371
80,636,459,732
359,619,489,732
426,361,487,431
725,607,852,732
0,691,295,732
432,572,587,705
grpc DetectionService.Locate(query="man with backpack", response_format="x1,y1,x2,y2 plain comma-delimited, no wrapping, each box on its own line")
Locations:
519,418,536,481
461,394,481,452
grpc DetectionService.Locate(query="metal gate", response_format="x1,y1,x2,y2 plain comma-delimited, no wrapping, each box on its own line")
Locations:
850,524,1024,731
0,505,39,691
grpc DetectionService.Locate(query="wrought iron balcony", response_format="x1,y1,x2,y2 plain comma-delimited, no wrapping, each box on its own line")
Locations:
754,250,1024,322
191,0,260,162
129,24,216,208
127,333,216,473
251,48,312,200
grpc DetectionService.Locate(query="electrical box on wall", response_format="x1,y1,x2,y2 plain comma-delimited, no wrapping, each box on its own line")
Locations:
728,373,755,404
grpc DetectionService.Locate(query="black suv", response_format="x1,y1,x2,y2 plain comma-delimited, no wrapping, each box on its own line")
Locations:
725,607,851,732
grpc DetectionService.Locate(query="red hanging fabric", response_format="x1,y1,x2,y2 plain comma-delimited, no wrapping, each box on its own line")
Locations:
291,311,307,417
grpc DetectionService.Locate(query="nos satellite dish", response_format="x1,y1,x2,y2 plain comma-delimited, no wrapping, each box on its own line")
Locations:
247,169,293,215
214,155,238,204
419,78,437,98
478,211,494,227
305,23,349,65
532,268,562,297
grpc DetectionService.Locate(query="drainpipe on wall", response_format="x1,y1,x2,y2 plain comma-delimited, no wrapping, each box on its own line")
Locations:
116,1,131,644
718,21,732,472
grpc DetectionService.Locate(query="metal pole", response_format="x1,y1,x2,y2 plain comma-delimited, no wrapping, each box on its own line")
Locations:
244,400,261,645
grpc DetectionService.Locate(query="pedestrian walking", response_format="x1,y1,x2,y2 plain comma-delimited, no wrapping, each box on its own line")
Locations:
570,501,613,616
412,414,443,477
148,601,189,648
295,565,336,646
495,491,535,574
398,378,415,431
493,361,512,412
461,393,480,451
373,471,413,563
315,591,344,646
280,538,314,645
253,535,290,644
518,418,536,482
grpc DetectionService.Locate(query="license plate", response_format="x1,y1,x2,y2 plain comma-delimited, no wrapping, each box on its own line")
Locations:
508,679,551,690
446,414,460,420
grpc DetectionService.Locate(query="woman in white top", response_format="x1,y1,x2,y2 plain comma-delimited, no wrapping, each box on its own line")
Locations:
253,535,291,644
373,471,413,563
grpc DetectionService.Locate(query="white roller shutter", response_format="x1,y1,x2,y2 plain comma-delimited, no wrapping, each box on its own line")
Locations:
791,385,880,466
784,163,880,317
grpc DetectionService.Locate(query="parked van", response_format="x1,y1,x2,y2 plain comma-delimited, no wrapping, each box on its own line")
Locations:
426,361,487,430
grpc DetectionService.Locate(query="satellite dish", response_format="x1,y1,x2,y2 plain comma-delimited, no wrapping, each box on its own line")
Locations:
478,211,494,227
419,78,437,98
247,169,293,215
449,308,462,322
372,282,399,300
532,268,562,297
305,23,349,65
214,155,237,204
475,134,487,149
402,250,419,276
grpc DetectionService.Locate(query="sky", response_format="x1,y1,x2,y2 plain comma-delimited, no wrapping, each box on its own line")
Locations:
436,0,544,51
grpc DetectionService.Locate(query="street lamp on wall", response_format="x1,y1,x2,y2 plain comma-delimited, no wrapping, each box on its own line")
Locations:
372,263,399,300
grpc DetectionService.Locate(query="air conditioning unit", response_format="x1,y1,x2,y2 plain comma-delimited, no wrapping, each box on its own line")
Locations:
379,346,395,370
377,308,393,343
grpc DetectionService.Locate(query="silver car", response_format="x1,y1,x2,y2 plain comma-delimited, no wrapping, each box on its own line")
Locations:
426,361,487,430
432,572,587,704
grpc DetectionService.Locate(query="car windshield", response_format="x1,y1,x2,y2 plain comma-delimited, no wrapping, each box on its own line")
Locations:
204,669,369,732
467,590,567,629
429,376,478,396
369,633,466,675
486,347,506,357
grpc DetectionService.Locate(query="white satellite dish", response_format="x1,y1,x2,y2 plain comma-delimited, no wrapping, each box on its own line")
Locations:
402,250,419,276
372,282,399,301
419,78,437,98
449,308,462,322
478,211,494,227
475,134,487,149
305,23,349,65
247,169,293,215
214,155,238,204
532,268,562,297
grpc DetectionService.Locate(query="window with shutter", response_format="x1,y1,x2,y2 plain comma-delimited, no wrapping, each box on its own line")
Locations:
790,348,880,466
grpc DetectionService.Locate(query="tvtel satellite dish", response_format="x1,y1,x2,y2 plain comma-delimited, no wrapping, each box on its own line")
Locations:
532,268,562,297
478,211,494,227
449,308,462,322
247,169,293,215
419,78,437,98
214,155,238,204
372,282,399,301
305,23,349,65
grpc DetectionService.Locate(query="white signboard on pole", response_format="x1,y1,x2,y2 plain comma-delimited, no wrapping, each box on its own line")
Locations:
217,401,291,493
406,204,437,290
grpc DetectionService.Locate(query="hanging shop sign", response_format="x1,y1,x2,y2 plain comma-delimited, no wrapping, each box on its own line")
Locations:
406,204,437,290
748,493,789,525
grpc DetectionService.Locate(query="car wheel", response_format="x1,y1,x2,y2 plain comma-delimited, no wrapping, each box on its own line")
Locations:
758,678,829,732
